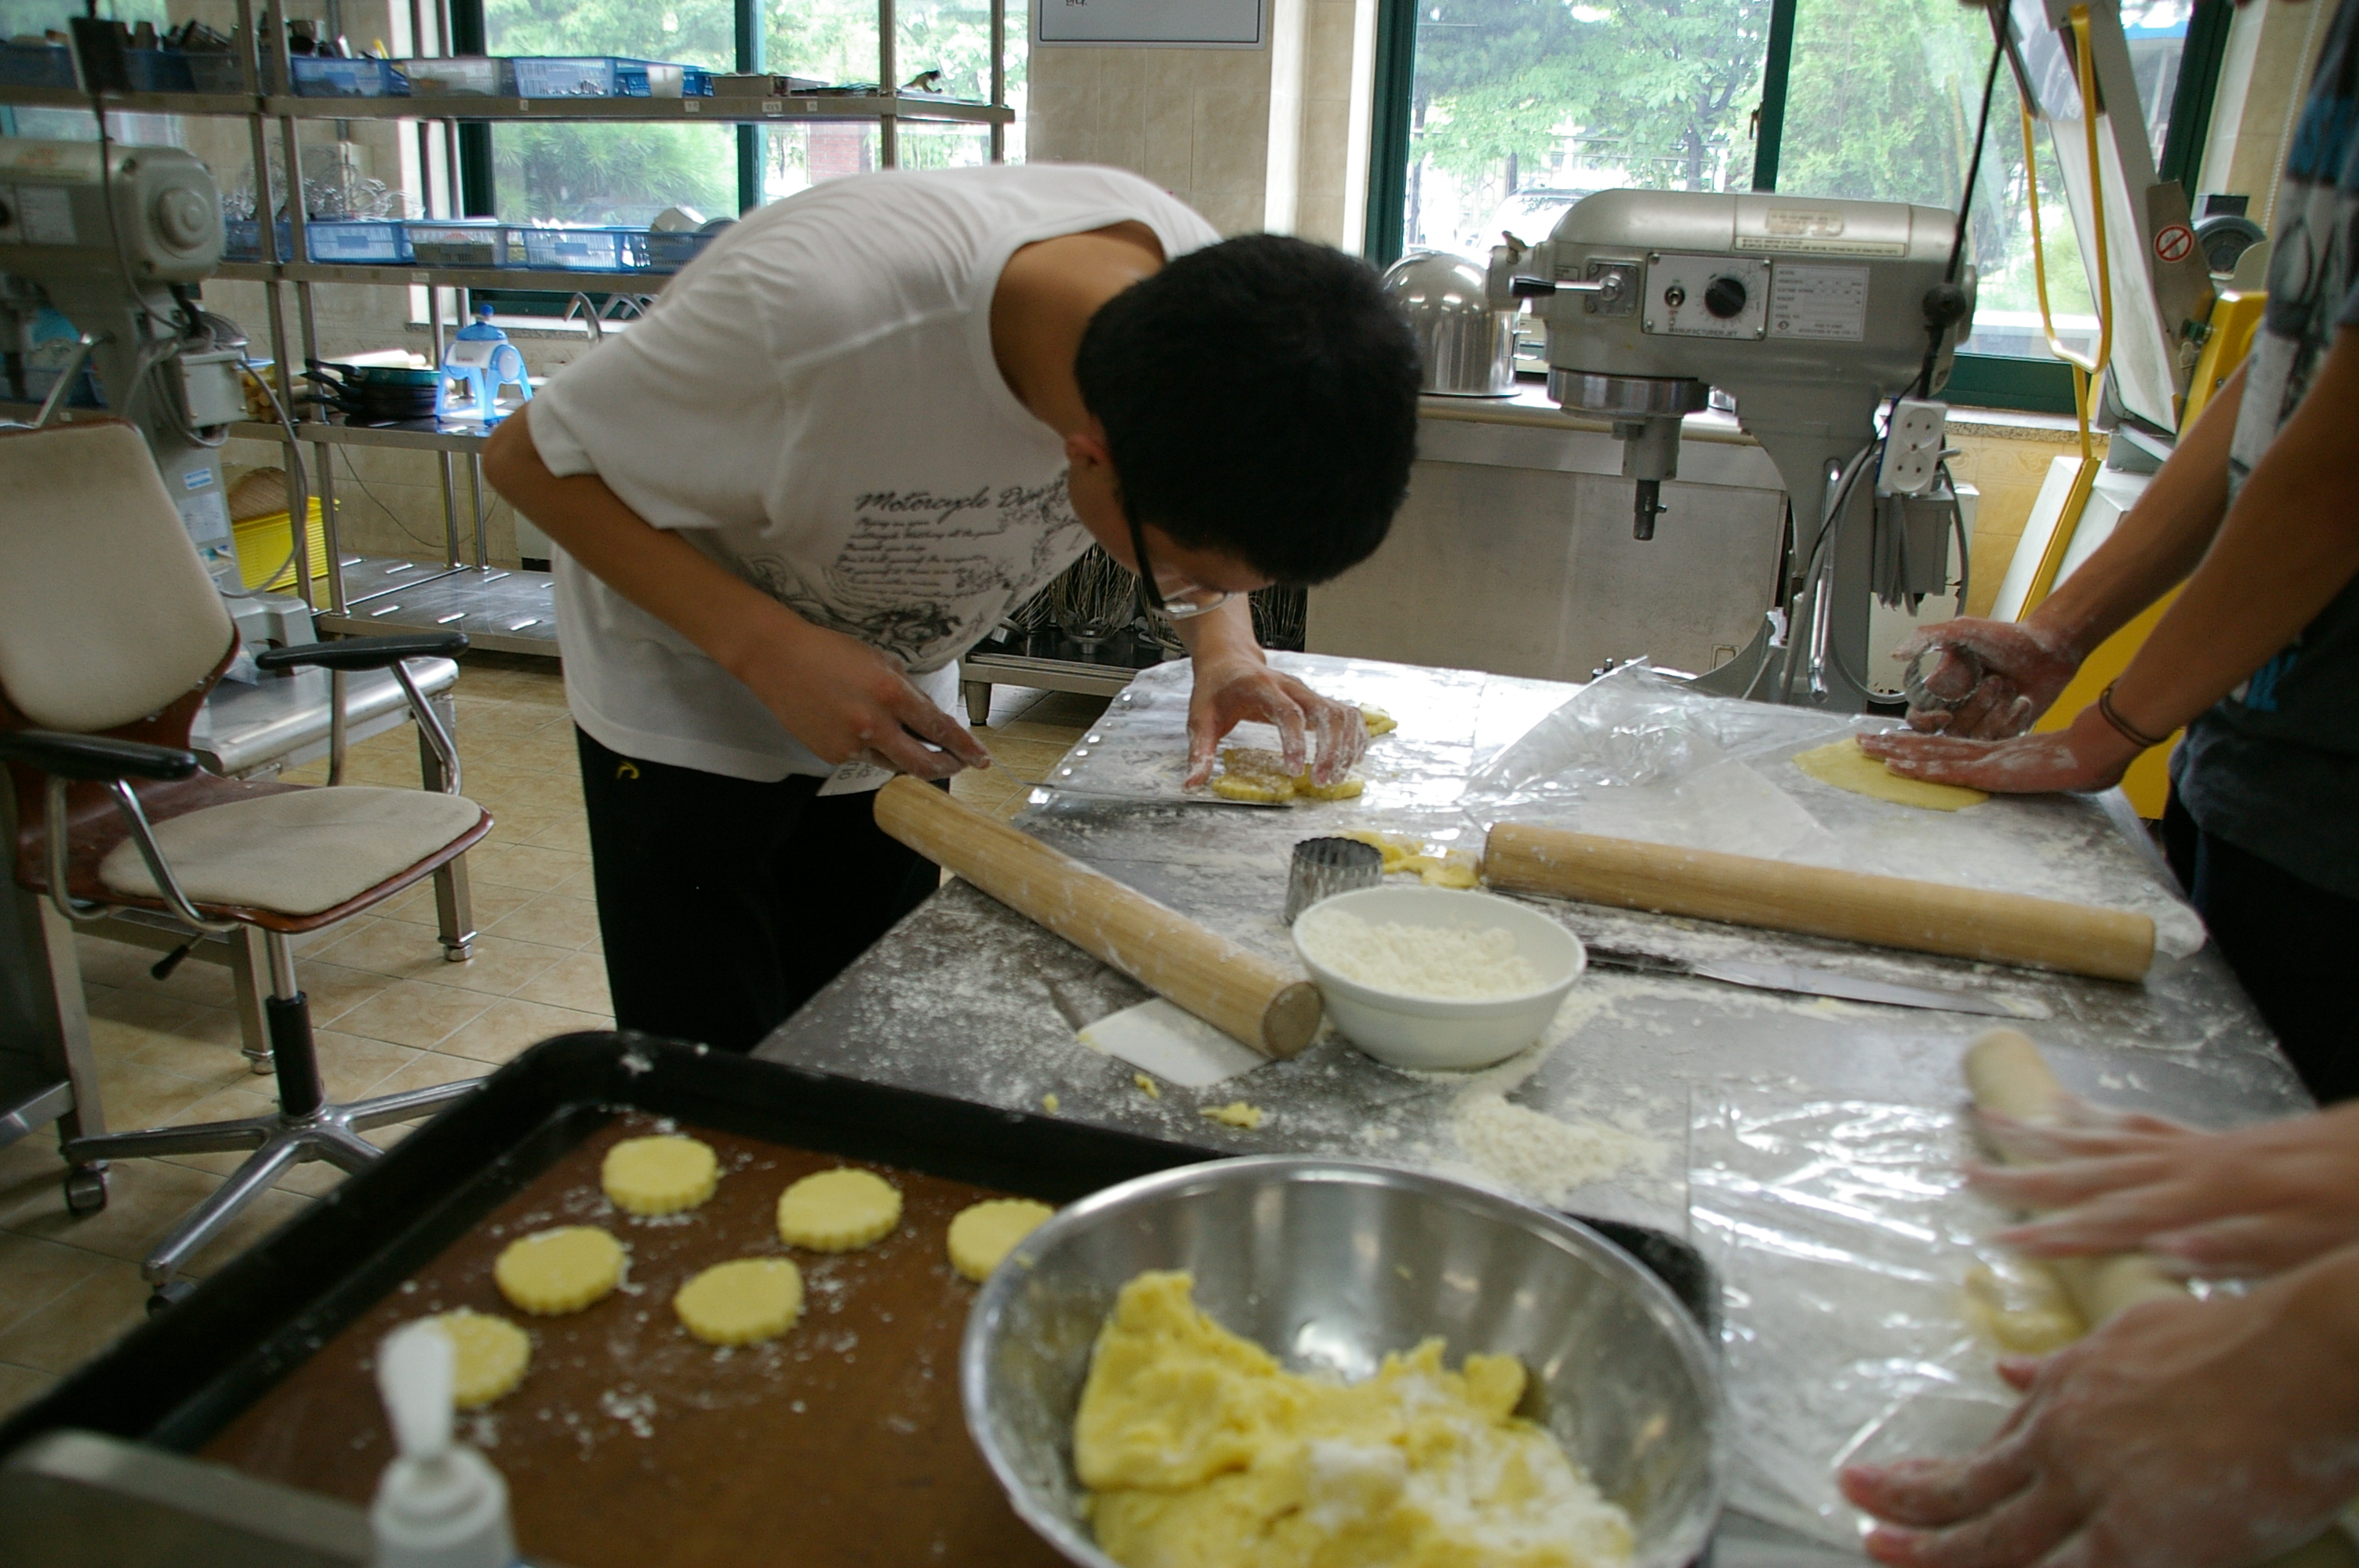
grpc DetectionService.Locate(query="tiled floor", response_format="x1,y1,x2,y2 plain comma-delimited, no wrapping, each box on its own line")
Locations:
0,654,1101,1420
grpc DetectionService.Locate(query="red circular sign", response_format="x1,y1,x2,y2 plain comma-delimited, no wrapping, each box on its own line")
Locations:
2154,223,2196,264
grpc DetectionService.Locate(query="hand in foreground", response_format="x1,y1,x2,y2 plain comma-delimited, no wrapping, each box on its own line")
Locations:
735,619,991,780
1858,705,2139,796
1840,1254,2359,1568
1972,1100,2359,1279
1184,655,1368,789
1894,619,2082,739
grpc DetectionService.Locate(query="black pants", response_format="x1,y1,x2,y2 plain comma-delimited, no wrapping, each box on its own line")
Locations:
576,728,941,1052
2163,788,2359,1104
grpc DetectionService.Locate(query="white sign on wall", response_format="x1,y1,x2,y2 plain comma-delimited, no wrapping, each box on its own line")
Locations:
1034,0,1267,48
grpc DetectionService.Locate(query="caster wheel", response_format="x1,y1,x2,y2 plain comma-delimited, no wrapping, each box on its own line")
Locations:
147,1279,196,1316
245,1051,274,1076
63,1167,107,1217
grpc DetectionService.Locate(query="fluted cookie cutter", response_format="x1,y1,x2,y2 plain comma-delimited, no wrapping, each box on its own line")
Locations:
1283,837,1384,924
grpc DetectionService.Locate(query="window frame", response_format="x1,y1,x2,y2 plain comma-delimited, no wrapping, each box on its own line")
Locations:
1362,0,2234,415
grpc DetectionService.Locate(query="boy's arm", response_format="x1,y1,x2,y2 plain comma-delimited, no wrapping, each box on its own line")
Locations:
482,409,990,779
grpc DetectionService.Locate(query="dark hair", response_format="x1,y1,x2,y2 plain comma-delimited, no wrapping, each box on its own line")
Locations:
1074,234,1420,586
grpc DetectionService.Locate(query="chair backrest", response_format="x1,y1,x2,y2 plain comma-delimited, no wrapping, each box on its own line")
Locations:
0,422,234,734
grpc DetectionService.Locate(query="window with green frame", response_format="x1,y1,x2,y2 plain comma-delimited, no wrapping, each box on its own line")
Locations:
1365,0,2234,414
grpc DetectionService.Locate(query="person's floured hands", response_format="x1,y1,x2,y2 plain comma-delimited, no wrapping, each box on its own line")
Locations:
1841,1265,2359,1568
739,620,991,781
1183,655,1368,788
1973,1101,2359,1280
1895,619,2082,739
1859,706,2138,796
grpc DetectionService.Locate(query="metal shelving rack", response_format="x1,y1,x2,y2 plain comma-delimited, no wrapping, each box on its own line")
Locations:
3,0,1011,655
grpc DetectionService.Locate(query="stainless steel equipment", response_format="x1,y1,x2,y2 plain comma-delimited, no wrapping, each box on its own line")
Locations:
963,1155,1721,1568
0,138,240,578
1491,190,1974,709
1379,250,1514,396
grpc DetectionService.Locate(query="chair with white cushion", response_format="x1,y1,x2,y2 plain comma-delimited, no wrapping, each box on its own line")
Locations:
0,421,493,1309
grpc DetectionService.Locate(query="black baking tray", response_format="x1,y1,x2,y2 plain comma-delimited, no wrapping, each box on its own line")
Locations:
0,1031,1717,1457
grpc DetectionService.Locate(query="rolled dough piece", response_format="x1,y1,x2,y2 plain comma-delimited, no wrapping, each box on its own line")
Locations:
1401,850,1481,889
1795,736,1988,811
674,1257,803,1345
1201,1101,1264,1129
1964,1029,2186,1323
602,1134,720,1217
776,1167,903,1252
1360,706,1398,738
420,1308,533,1408
1961,1258,2085,1355
947,1198,1056,1282
493,1226,625,1316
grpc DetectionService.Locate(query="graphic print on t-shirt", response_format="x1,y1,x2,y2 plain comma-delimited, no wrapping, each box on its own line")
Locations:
738,472,1092,672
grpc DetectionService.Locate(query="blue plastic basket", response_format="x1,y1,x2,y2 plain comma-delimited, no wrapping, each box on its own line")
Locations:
303,220,413,263
616,61,714,96
645,229,720,273
0,44,76,88
288,56,410,97
509,55,714,97
516,225,648,272
405,220,514,267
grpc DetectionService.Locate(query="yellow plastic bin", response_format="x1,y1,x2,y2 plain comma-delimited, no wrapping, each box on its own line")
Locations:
232,499,332,593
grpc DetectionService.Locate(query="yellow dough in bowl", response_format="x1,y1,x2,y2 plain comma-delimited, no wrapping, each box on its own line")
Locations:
1075,1271,1634,1567
776,1167,903,1252
674,1258,803,1346
602,1134,720,1216
494,1226,625,1316
1794,736,1989,811
947,1198,1056,1282
419,1308,532,1408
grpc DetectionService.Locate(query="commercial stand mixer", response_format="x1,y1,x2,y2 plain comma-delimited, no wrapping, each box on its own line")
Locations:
1488,190,1975,711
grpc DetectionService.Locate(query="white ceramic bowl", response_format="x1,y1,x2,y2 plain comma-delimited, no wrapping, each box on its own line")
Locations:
1291,885,1586,1070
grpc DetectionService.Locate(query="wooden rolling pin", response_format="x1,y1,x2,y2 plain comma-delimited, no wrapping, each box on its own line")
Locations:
1965,1029,2359,1568
874,776,1321,1058
1483,824,2155,982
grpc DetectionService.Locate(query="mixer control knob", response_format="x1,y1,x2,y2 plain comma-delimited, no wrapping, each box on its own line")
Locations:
154,187,213,250
1704,275,1747,319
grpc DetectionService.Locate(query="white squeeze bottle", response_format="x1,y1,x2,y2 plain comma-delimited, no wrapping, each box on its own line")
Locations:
370,1320,522,1568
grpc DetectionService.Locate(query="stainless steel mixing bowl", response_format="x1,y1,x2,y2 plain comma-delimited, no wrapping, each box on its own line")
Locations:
1379,250,1517,396
962,1156,1721,1567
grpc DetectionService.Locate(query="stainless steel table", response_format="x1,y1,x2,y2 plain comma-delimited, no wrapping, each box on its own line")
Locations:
755,652,2307,1564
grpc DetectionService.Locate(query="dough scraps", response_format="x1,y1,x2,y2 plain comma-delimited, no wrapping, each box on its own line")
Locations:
1201,1102,1264,1130
776,1167,903,1252
493,1226,625,1316
1359,706,1398,738
947,1198,1056,1283
1338,830,1481,887
674,1257,803,1346
602,1134,720,1217
1210,747,1365,804
1134,1071,1161,1099
1074,1271,1633,1568
1794,736,1988,811
418,1308,532,1408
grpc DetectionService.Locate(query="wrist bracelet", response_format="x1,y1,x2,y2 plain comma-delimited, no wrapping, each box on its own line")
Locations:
2096,684,2171,750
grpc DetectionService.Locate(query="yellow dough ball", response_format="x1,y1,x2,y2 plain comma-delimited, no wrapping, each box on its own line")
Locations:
493,1226,625,1316
776,1167,903,1252
674,1258,803,1346
420,1308,532,1409
947,1198,1056,1283
602,1134,720,1217
1359,706,1398,737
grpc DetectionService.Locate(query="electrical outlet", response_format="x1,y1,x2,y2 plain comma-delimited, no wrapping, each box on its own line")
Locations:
1877,398,1948,496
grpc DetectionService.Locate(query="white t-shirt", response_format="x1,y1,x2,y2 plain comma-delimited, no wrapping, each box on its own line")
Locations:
525,164,1220,781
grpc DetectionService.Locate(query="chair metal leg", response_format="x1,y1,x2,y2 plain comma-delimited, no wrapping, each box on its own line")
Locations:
70,1114,272,1163
137,1136,307,1288
344,1076,479,1132
224,924,274,1074
310,1121,382,1175
417,708,476,963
